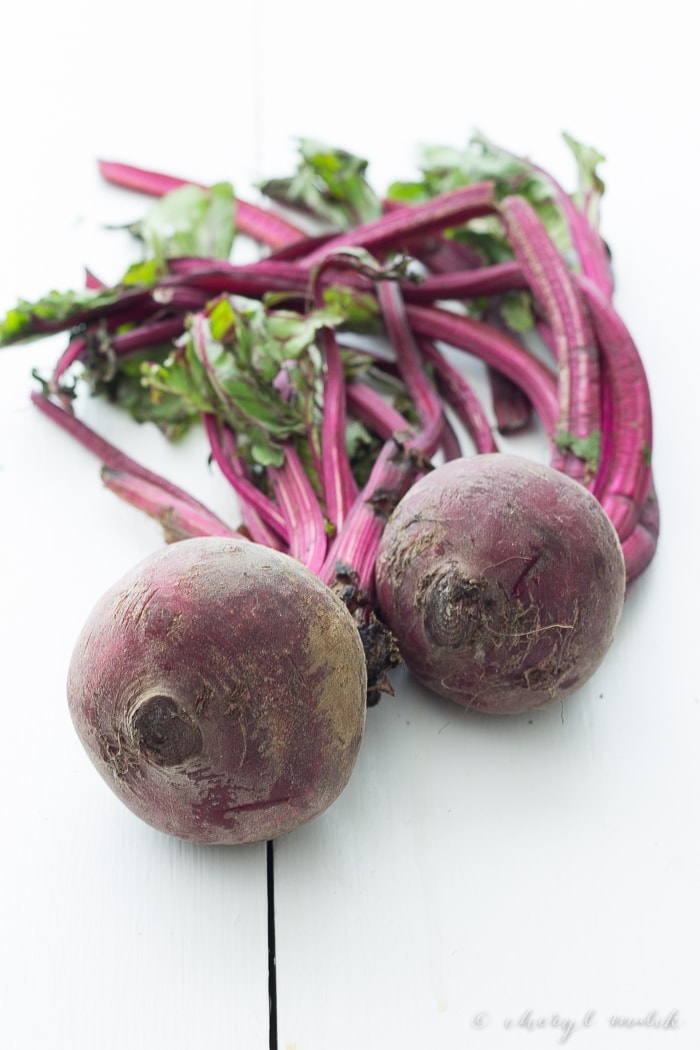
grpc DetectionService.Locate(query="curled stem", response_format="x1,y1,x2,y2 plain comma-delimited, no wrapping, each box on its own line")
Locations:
499,195,601,483
575,275,653,542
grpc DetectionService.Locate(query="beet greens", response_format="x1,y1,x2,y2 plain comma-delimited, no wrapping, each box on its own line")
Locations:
1,133,658,712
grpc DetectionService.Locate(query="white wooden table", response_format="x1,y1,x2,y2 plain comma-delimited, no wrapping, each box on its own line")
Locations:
1,3,698,1048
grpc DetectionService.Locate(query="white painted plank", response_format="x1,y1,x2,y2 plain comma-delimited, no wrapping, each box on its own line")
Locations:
273,621,699,1047
2,2,699,1048
258,2,700,1047
0,346,271,1050
0,8,271,1049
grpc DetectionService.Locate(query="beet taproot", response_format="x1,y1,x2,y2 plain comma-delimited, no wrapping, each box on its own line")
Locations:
67,537,367,843
374,454,626,714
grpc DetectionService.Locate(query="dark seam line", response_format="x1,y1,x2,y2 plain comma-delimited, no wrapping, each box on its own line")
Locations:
267,839,278,1050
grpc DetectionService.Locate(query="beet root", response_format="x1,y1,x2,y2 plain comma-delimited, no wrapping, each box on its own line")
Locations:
374,454,626,714
67,537,367,843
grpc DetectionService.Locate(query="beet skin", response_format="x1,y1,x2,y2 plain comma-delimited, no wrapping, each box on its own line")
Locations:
67,537,367,843
374,454,626,714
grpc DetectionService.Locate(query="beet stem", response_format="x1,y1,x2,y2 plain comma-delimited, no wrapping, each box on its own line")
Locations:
320,433,428,599
376,280,444,458
500,195,601,483
31,391,235,532
101,467,239,542
202,414,290,541
575,275,653,541
417,338,499,455
302,182,497,266
405,304,559,433
345,381,412,441
97,158,305,250
268,446,328,575
309,263,360,531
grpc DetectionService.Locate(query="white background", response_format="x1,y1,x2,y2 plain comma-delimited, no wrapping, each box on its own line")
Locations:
1,2,698,1048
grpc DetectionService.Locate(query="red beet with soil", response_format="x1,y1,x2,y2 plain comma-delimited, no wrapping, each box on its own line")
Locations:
375,454,626,714
67,537,367,843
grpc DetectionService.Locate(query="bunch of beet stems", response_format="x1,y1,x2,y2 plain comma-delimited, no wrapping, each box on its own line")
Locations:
25,157,657,612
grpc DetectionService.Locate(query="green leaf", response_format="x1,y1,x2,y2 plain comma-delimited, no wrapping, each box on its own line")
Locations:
553,428,602,473
0,287,123,345
386,133,575,263
131,182,236,263
248,437,285,468
120,257,165,287
321,284,381,332
267,308,342,356
135,290,384,497
259,139,382,230
384,180,429,204
139,296,337,473
562,132,606,230
79,343,200,440
208,296,238,343
344,418,382,488
499,290,535,332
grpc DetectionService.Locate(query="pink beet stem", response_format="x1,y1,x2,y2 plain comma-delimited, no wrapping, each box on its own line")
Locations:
309,262,360,532
202,414,290,541
376,280,444,458
302,182,497,267
97,158,306,250
499,195,601,484
417,338,499,455
31,391,234,533
319,434,425,599
575,275,653,541
405,304,559,434
345,381,413,441
101,467,239,542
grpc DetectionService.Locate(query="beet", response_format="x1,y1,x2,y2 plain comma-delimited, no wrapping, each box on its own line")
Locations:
374,454,626,714
67,537,367,843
